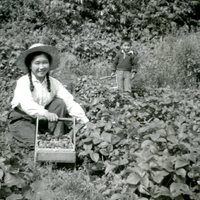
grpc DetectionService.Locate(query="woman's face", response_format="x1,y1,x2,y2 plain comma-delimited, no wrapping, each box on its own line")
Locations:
31,54,50,81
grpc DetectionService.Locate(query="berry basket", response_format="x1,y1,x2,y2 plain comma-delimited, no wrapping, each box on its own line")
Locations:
34,117,76,166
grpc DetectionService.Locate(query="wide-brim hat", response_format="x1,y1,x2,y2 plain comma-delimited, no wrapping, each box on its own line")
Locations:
16,43,60,72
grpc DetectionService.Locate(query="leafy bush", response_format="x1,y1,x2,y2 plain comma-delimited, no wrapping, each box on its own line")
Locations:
32,167,105,200
137,31,200,88
0,75,200,199
73,76,200,200
0,0,199,40
0,138,104,200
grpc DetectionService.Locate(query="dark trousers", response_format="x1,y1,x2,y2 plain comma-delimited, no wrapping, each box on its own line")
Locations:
8,98,69,148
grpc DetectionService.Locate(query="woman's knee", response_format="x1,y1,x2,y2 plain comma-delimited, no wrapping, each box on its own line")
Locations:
47,98,65,109
47,98,68,116
53,98,66,107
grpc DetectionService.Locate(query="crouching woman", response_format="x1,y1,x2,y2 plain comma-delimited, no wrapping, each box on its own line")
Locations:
8,43,89,148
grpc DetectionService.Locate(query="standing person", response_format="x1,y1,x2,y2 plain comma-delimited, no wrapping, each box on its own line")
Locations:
111,38,139,96
8,43,89,148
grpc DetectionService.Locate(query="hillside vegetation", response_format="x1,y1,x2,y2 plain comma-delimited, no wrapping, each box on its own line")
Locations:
0,0,200,83
0,0,200,199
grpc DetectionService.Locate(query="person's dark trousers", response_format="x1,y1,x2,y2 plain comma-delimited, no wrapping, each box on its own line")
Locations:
45,98,67,136
8,98,68,148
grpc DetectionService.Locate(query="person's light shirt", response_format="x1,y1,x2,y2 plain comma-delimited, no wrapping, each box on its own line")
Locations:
11,74,89,123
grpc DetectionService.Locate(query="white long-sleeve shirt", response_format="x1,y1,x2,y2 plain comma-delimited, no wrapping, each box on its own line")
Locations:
11,74,89,124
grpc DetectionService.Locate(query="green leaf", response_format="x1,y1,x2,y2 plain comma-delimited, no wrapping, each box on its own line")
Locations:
97,120,106,128
0,157,6,164
4,173,25,188
90,129,101,138
36,191,55,200
82,137,93,144
83,144,93,150
101,132,112,143
99,149,109,156
6,194,23,200
162,158,174,172
141,140,153,149
175,157,189,169
138,126,149,134
30,181,55,199
111,135,121,145
153,186,171,198
151,170,169,184
90,152,99,162
110,193,127,200
98,141,109,148
150,132,160,141
119,158,129,166
104,121,112,131
126,172,141,185
138,184,149,195
105,161,117,174
167,135,178,144
156,129,166,137
170,183,191,197
92,138,102,145
176,168,186,178
79,150,91,156
91,97,100,106
132,166,146,177
112,158,129,166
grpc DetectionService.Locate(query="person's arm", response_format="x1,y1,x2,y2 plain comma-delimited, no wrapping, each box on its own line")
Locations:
130,51,139,74
53,78,89,124
11,77,57,121
112,52,120,74
11,78,48,116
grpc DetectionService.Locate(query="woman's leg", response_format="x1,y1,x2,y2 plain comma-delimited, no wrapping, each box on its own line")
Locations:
8,119,36,148
8,108,47,148
45,98,68,136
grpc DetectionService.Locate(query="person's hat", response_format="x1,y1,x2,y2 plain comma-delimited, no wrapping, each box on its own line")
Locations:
16,43,60,72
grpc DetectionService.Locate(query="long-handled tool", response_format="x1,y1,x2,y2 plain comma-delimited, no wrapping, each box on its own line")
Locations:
99,75,118,90
99,75,116,80
34,117,76,167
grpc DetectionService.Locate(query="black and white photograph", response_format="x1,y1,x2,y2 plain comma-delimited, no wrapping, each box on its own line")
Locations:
0,0,200,199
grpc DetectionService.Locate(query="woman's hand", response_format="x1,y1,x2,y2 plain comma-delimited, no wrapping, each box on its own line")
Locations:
44,112,58,122
83,121,94,130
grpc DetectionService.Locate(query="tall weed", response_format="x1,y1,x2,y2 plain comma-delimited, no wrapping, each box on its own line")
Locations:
60,31,200,89
137,31,200,88
36,166,105,200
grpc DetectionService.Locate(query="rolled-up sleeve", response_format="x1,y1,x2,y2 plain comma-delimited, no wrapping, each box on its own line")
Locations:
53,78,89,124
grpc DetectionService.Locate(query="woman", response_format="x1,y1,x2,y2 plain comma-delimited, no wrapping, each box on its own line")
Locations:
8,43,89,148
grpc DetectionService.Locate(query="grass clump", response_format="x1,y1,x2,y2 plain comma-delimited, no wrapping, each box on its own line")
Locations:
136,31,200,88
36,165,105,200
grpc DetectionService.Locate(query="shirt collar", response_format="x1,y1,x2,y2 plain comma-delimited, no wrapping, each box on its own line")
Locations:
121,50,133,55
31,73,47,84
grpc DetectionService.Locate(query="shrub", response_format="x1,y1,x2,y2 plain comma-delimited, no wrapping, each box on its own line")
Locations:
73,76,200,200
137,31,200,88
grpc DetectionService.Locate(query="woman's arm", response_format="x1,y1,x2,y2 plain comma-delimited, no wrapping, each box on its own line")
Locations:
11,77,48,117
53,78,89,124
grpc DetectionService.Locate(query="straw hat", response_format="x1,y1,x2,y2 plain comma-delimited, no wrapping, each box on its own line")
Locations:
16,43,60,72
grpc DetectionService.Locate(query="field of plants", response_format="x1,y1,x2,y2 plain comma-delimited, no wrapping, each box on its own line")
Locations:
0,76,200,200
0,0,200,199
